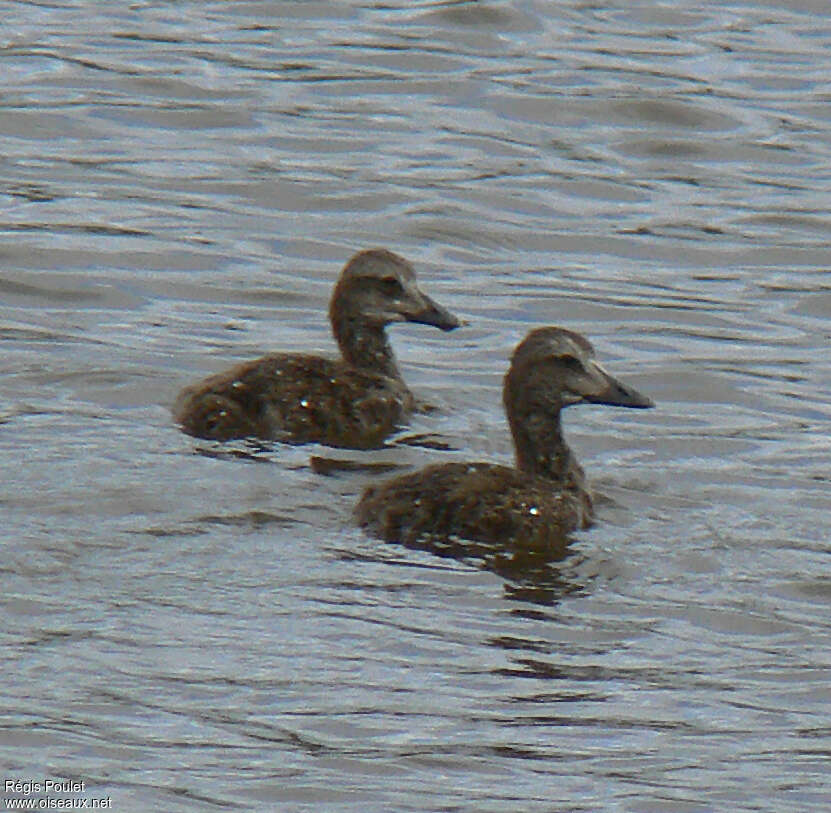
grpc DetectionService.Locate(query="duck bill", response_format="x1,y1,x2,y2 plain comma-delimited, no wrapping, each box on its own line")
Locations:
402,291,462,332
584,362,654,409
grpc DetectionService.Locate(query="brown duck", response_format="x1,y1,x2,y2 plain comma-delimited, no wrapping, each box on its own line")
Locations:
174,249,461,447
356,326,653,547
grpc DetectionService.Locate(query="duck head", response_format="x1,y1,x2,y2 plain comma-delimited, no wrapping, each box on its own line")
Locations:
330,248,461,332
502,326,653,479
505,326,654,419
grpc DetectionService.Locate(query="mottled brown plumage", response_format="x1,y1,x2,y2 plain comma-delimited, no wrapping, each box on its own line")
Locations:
356,326,654,548
174,249,461,447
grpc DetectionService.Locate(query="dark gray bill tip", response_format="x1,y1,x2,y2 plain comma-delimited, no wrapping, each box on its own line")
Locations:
407,297,463,331
588,378,655,409
626,391,655,409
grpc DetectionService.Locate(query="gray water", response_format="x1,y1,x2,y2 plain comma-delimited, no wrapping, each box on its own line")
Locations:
1,1,830,810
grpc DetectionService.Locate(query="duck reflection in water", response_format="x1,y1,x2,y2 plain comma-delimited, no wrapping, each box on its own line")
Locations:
174,249,461,448
356,326,654,555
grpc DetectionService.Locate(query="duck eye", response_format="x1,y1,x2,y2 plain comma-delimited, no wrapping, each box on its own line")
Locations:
379,277,402,295
560,354,583,372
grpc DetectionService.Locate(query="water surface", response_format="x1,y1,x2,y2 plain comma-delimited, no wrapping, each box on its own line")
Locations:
1,1,830,811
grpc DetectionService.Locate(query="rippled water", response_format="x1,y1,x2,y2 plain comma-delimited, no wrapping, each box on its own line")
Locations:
2,1,830,810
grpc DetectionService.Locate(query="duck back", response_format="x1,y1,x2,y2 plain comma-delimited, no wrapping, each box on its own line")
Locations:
356,461,592,549
175,353,412,448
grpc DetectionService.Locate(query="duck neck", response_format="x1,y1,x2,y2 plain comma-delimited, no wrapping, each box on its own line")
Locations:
509,410,578,483
331,310,402,381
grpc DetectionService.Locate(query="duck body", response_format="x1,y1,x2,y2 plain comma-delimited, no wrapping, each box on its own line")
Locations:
174,249,460,447
356,461,592,549
356,326,653,548
175,353,412,448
